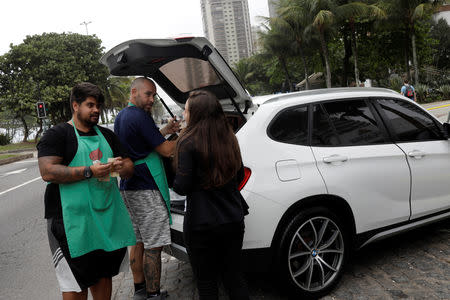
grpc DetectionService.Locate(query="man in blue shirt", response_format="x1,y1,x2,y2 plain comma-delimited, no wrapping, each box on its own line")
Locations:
114,77,180,300
401,79,417,102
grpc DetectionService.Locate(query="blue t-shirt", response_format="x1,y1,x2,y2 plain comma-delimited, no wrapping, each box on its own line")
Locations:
114,106,166,190
401,85,415,99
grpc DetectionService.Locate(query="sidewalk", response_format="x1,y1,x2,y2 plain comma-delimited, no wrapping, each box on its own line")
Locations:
111,252,207,300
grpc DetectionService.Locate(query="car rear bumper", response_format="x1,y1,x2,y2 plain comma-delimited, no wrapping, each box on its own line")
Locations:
165,228,273,272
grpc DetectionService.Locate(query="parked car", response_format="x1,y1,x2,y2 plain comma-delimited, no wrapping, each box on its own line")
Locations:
101,37,450,298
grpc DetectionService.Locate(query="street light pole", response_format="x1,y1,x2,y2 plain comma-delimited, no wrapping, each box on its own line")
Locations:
80,21,92,35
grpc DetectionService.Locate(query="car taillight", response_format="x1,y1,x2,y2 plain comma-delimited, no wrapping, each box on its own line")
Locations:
238,167,251,191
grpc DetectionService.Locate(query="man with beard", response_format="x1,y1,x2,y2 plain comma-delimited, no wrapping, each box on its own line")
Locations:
37,82,136,300
114,77,180,300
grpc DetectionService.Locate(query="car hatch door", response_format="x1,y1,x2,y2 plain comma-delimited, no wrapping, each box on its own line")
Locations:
100,37,251,109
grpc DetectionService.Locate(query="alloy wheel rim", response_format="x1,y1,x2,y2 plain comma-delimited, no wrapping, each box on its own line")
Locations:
287,216,344,292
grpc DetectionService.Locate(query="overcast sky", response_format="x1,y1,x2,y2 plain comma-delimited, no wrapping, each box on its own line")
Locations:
0,0,269,56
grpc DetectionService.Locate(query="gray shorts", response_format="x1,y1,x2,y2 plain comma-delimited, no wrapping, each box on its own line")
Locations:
121,189,171,249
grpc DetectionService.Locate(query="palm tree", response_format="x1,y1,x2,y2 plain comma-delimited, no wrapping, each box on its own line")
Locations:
302,0,336,88
102,76,132,122
336,1,386,86
380,0,443,84
259,21,297,92
277,0,312,89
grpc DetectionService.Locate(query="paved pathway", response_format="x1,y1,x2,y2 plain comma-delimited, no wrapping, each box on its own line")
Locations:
112,219,449,300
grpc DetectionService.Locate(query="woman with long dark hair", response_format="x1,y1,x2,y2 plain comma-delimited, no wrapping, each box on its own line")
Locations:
173,90,250,300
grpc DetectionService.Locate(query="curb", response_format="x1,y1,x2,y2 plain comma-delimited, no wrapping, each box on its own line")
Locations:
0,148,36,154
0,153,34,166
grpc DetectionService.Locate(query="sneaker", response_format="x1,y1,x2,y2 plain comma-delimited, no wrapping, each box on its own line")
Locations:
146,290,168,300
133,288,146,300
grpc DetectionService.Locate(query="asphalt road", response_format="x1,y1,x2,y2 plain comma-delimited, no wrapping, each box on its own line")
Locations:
0,101,449,300
0,157,60,299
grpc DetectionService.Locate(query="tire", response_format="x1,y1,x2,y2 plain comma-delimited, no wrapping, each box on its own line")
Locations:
276,207,350,298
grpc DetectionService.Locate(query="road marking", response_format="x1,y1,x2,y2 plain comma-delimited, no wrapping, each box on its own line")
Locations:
426,104,450,111
0,177,42,197
3,168,27,176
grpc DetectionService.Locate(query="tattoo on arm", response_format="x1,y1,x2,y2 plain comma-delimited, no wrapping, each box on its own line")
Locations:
38,156,85,183
143,248,162,293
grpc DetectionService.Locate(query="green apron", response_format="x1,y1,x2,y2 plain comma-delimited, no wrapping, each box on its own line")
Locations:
59,121,136,258
128,102,172,224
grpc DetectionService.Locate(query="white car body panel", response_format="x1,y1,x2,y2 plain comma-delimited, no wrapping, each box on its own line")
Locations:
396,140,450,219
311,144,411,233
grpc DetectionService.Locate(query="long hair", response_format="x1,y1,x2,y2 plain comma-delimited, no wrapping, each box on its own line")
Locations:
175,90,242,189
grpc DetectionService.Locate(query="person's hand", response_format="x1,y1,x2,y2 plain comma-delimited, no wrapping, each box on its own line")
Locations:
111,157,124,173
90,162,112,178
162,118,181,136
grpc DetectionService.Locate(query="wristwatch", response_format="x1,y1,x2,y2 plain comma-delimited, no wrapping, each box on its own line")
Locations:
83,166,93,179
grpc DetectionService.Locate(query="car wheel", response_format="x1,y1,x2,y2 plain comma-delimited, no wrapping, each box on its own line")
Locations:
276,207,350,298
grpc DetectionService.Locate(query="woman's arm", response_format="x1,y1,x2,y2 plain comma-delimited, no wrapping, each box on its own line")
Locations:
172,142,195,195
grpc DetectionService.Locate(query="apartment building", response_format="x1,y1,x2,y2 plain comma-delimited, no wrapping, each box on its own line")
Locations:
200,0,253,65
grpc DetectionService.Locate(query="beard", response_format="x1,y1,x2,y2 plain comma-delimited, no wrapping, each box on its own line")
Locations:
77,111,99,127
136,95,153,114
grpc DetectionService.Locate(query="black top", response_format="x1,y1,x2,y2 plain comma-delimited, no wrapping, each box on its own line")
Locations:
36,122,127,219
172,140,249,231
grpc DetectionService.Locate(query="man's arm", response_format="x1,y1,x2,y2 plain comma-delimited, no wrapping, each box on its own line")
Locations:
154,140,177,158
39,156,112,183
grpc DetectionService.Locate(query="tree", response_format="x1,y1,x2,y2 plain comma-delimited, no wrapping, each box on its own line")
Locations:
336,1,386,86
0,33,109,140
379,0,443,84
430,18,450,70
302,0,337,88
233,55,281,95
103,76,133,122
277,0,314,89
259,21,297,91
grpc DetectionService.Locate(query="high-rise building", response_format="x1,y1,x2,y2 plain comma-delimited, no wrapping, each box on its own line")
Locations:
268,0,279,18
201,0,253,66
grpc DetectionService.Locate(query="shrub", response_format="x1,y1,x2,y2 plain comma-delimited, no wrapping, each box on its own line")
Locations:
415,84,430,103
0,133,11,146
389,75,403,92
439,85,450,100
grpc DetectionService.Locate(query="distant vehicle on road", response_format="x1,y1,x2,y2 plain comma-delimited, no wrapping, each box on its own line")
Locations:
101,37,450,298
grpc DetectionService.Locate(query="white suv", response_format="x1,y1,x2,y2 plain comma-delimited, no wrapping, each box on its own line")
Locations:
101,37,450,298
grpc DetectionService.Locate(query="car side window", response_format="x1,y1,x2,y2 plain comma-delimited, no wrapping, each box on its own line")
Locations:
377,99,445,142
312,104,340,146
313,99,387,146
268,106,308,145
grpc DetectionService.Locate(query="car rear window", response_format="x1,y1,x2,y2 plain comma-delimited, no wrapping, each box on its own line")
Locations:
159,58,222,93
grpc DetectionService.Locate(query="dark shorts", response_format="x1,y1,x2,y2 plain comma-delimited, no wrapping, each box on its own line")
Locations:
47,218,128,292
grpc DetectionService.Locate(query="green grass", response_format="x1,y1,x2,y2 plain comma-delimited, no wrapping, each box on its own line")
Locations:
0,154,17,160
0,142,36,153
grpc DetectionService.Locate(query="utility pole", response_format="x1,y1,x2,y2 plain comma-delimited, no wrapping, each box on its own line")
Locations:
80,21,92,35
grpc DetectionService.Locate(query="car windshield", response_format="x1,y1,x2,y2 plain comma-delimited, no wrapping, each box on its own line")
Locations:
159,57,222,93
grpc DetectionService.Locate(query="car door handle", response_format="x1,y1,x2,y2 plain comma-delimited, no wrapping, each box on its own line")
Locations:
323,155,348,164
408,150,426,159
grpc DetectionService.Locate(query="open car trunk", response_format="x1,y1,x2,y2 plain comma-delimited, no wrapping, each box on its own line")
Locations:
100,37,253,132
